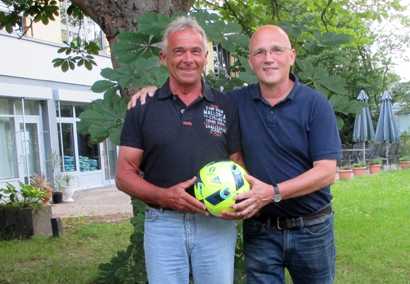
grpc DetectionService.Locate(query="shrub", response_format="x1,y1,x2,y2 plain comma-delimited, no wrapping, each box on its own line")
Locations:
399,155,410,161
0,183,47,209
352,162,367,168
369,158,382,165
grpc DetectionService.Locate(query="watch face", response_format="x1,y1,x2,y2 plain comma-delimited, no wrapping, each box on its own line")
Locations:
273,185,281,202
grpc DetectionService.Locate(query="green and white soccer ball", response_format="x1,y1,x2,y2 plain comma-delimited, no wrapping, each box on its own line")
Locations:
194,161,250,217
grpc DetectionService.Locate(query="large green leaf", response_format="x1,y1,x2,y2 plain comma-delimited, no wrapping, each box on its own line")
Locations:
78,90,127,145
113,33,161,64
91,80,116,93
137,12,172,39
315,71,346,95
335,115,345,129
329,94,362,115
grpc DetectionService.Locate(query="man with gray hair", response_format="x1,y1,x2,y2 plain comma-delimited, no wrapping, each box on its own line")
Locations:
116,16,242,284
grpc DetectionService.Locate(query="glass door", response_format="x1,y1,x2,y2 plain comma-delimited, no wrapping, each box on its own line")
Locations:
15,117,45,179
103,139,117,183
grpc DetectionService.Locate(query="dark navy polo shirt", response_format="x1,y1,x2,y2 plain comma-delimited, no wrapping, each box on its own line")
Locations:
120,80,241,192
229,75,341,218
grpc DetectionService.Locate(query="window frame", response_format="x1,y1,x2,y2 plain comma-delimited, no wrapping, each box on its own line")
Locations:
56,102,102,173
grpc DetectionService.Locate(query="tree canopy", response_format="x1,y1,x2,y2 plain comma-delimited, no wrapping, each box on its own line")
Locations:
1,0,409,143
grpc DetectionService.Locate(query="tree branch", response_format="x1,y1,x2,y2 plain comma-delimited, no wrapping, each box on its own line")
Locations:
320,0,333,31
272,0,280,21
223,0,252,36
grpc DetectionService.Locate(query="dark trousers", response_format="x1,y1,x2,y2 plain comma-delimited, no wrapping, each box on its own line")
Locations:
244,214,335,284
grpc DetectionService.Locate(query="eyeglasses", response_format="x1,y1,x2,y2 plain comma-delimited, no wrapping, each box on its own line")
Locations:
251,45,292,57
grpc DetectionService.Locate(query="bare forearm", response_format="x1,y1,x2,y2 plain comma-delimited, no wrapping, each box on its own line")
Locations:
116,172,166,207
279,161,336,200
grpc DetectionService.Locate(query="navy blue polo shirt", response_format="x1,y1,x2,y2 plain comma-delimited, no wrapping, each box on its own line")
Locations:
120,80,241,192
229,75,341,218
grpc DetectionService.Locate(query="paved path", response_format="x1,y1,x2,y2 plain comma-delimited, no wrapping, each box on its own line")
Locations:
51,186,133,219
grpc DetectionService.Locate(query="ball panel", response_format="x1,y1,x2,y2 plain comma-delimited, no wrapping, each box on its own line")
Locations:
194,161,250,216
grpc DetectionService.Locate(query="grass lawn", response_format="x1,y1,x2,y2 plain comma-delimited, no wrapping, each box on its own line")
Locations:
0,169,409,283
0,217,133,284
333,169,410,283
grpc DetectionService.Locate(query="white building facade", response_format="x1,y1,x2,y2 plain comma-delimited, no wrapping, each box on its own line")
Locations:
0,4,116,191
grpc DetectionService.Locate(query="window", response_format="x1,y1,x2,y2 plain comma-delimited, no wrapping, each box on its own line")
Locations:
0,117,18,179
0,97,42,180
75,105,85,117
60,104,73,117
0,1,26,36
213,43,230,77
59,0,109,54
14,100,40,115
0,98,14,115
77,131,101,171
58,123,77,172
56,103,101,172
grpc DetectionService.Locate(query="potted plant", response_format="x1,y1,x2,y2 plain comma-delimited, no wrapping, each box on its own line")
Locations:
352,162,368,176
30,175,53,204
0,183,52,240
368,158,382,174
338,165,353,180
58,174,75,202
399,156,410,169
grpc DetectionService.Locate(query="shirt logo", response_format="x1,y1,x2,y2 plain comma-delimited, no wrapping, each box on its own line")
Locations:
203,105,226,136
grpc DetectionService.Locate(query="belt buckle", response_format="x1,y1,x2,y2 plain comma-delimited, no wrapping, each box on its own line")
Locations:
275,217,283,230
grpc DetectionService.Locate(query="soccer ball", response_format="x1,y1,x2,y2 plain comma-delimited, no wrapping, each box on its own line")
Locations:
194,161,250,216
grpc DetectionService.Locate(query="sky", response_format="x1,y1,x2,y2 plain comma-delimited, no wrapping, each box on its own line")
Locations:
392,0,410,81
372,0,410,82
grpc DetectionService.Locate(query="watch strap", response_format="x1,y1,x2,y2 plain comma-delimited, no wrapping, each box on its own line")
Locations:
272,183,281,203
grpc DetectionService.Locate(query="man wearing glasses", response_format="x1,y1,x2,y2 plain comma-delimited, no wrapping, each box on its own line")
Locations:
222,25,341,284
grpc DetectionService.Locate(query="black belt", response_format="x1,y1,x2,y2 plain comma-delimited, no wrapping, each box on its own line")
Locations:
256,206,332,230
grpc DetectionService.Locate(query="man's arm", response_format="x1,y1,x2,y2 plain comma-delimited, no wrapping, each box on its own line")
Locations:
223,159,336,219
276,159,336,199
116,146,207,213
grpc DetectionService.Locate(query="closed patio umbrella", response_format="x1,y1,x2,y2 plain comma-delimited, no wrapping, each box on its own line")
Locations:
374,90,400,166
353,90,374,162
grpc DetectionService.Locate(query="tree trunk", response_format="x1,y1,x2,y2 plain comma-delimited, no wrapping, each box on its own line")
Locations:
71,0,194,68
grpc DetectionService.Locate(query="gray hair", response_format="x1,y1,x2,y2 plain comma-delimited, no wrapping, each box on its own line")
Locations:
161,16,208,53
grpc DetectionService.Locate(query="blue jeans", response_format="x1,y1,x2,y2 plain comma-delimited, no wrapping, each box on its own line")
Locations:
144,207,237,284
244,214,335,284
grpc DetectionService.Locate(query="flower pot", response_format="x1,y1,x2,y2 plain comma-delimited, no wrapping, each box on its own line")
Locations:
369,164,382,174
63,186,75,203
338,169,353,180
352,167,368,176
399,160,410,169
52,192,63,204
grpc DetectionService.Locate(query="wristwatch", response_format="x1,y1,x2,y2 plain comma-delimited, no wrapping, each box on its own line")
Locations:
272,183,282,203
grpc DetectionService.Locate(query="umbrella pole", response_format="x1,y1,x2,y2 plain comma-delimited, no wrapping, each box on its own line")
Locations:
363,141,366,163
386,143,390,168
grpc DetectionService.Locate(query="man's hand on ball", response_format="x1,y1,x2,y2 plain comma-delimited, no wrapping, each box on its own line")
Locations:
222,175,274,219
161,177,208,214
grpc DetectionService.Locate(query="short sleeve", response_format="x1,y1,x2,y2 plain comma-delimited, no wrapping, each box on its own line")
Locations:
120,107,143,149
308,96,342,161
